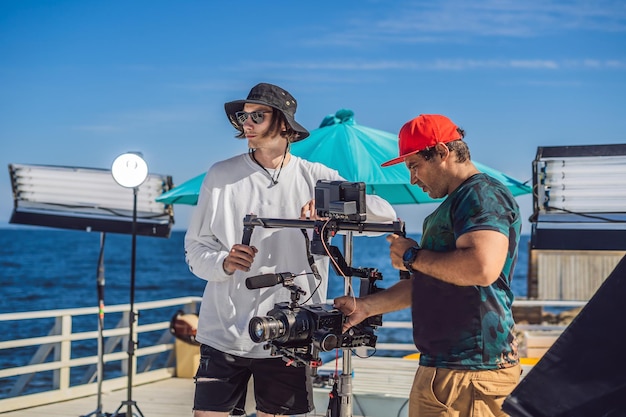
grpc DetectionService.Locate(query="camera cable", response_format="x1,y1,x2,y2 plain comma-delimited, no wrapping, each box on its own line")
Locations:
298,228,323,305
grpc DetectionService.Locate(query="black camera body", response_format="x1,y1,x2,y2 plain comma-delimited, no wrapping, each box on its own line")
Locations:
247,267,382,367
249,301,377,366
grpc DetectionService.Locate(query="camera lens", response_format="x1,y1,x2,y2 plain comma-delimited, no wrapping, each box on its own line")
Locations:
249,319,265,342
248,316,285,343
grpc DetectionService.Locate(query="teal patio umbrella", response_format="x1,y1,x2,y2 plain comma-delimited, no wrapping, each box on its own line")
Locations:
155,173,205,205
290,109,531,205
156,109,530,206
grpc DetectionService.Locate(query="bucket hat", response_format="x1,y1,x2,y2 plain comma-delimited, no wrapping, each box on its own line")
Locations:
381,114,462,166
224,83,310,141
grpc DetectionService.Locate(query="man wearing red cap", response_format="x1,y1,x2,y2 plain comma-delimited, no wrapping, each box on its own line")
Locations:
335,114,522,417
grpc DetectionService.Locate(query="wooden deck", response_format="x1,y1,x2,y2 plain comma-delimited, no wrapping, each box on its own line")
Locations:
0,357,541,417
1,378,196,417
0,364,412,417
0,377,338,417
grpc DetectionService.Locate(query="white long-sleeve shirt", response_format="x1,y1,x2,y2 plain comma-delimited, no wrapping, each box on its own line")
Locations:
185,153,396,358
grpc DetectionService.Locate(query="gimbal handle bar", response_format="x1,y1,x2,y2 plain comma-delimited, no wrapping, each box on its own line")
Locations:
242,214,411,280
243,214,405,235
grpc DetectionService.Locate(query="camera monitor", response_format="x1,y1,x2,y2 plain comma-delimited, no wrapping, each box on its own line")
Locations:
314,180,366,222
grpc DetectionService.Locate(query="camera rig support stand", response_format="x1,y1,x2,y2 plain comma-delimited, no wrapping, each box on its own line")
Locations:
243,214,406,417
338,230,355,417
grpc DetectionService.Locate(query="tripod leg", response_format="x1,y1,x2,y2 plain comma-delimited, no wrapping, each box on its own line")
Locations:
133,402,144,417
110,400,144,417
111,402,124,417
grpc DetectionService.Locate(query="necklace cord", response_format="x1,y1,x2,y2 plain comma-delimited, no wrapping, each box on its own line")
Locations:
249,142,289,185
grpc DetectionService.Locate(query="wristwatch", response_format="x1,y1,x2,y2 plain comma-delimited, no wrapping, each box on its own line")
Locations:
402,246,421,273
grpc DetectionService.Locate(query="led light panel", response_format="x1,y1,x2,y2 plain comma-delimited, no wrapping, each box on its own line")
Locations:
531,144,626,250
8,163,174,237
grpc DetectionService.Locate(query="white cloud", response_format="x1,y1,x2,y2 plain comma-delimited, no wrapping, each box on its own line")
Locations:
308,0,626,46
244,58,626,72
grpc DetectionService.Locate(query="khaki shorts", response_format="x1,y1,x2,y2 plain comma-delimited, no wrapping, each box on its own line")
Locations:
409,365,521,417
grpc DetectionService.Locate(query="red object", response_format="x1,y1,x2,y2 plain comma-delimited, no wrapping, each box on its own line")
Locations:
381,114,462,166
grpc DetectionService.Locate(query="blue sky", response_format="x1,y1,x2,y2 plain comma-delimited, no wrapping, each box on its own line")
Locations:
1,0,625,233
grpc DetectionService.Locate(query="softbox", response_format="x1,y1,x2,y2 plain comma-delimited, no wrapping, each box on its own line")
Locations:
503,255,626,417
8,163,174,237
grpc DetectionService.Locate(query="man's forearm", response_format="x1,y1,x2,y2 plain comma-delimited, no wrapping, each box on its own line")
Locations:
363,278,412,317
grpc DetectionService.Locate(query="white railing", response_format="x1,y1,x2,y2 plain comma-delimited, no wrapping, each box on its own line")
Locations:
0,296,586,414
0,296,201,413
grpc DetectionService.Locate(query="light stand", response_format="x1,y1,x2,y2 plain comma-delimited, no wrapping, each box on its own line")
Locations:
110,152,148,417
7,160,174,417
81,232,108,417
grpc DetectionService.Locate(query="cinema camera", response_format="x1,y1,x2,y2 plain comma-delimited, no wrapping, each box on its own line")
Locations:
243,180,407,368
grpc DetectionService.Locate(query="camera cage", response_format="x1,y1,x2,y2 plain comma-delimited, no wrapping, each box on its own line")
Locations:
242,180,407,367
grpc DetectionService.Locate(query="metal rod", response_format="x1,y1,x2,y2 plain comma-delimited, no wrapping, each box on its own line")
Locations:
80,232,108,417
340,232,354,417
243,215,405,234
112,187,144,417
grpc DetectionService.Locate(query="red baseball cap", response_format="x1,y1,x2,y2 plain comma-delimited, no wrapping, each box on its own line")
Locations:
381,114,462,167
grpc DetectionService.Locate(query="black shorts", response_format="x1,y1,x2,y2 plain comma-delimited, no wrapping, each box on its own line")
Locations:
193,344,314,415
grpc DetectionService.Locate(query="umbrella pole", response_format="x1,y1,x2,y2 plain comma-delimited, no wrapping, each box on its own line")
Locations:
338,232,355,417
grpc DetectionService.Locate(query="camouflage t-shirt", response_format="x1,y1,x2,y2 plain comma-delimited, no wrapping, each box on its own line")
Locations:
412,173,521,370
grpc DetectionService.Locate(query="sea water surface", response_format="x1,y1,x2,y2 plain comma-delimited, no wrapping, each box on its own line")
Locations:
0,229,529,315
0,228,529,397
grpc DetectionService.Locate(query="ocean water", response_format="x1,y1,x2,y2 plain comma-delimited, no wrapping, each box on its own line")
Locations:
0,228,529,397
0,229,529,316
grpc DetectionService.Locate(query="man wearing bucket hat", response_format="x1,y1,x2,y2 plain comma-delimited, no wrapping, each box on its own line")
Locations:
185,83,396,417
334,114,522,417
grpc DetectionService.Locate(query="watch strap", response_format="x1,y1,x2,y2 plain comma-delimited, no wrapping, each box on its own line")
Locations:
403,246,420,273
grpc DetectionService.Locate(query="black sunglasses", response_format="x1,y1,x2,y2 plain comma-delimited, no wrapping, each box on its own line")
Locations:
235,110,272,125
